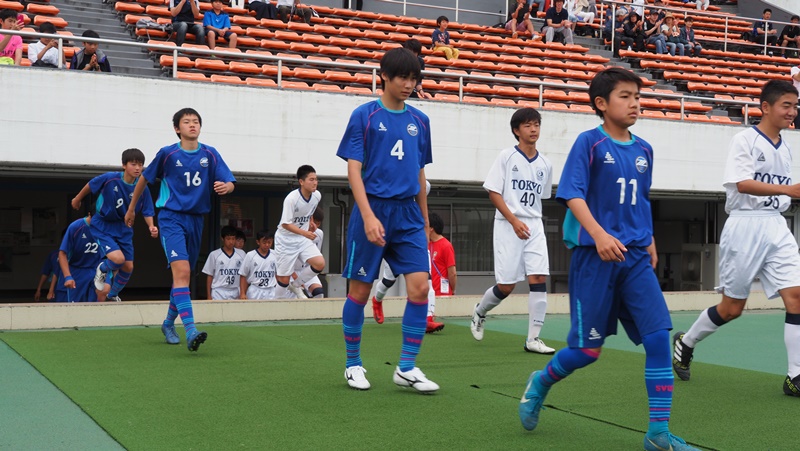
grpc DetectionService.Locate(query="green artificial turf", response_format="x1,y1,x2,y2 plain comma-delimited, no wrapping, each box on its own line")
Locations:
1,320,796,450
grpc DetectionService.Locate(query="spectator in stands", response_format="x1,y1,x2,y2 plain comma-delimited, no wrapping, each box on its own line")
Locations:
204,0,237,50
680,16,702,57
506,0,535,40
603,8,628,57
753,8,778,49
277,0,312,25
528,0,546,14
683,0,709,11
780,15,800,58
403,38,432,99
623,11,646,52
630,0,645,17
652,0,666,21
71,30,111,72
543,0,574,45
661,13,684,56
28,22,64,68
0,9,23,65
792,64,800,129
248,0,278,20
170,0,205,47
643,9,666,55
567,0,596,37
432,16,459,60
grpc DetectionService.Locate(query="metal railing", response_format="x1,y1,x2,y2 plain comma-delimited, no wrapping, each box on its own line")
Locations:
0,28,764,124
346,0,507,24
601,0,800,56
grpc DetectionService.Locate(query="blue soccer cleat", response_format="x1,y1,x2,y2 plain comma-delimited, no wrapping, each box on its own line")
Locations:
644,432,699,451
187,330,207,352
519,370,547,431
161,323,180,345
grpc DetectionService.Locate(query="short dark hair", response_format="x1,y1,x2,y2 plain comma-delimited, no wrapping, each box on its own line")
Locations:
763,8,772,14
297,165,316,180
39,22,56,34
82,29,99,39
589,67,643,118
312,208,324,223
122,148,146,165
220,225,237,238
379,47,420,90
685,17,693,23
235,229,246,241
0,9,17,21
402,38,422,55
256,229,274,241
791,15,800,21
760,80,798,106
429,212,444,235
436,15,449,25
510,108,541,141
172,108,202,137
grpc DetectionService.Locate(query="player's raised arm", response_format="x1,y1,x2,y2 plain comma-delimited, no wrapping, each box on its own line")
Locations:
565,198,626,262
125,175,149,227
71,183,92,210
347,158,385,246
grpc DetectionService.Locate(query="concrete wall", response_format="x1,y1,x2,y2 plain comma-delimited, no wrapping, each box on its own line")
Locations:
3,68,799,193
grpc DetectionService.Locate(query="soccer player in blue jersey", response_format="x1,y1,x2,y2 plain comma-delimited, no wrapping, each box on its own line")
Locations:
34,249,60,301
517,68,697,451
337,47,438,393
125,108,236,352
57,215,102,302
71,148,158,303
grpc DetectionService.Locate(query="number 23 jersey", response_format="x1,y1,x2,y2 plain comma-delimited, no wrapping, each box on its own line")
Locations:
336,99,433,199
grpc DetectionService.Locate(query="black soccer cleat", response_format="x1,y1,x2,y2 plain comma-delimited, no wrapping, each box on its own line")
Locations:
783,374,800,397
672,331,694,381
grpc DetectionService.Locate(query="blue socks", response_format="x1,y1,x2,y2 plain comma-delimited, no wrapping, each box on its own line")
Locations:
171,287,196,337
164,292,179,326
537,347,600,390
399,299,427,372
342,295,366,368
99,259,122,274
641,330,673,434
108,270,131,298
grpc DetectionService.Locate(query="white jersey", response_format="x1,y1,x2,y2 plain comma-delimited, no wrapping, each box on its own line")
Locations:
294,228,324,272
240,249,278,299
483,146,553,220
202,248,246,299
723,127,792,214
275,189,322,254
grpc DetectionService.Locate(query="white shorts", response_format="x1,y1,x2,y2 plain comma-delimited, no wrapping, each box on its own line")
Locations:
719,212,800,300
246,286,275,300
493,217,549,284
276,242,322,277
303,275,322,289
211,287,239,301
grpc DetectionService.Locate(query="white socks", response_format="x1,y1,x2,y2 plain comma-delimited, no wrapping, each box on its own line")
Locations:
528,291,547,341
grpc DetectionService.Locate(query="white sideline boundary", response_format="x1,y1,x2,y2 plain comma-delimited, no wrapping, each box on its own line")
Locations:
0,291,780,331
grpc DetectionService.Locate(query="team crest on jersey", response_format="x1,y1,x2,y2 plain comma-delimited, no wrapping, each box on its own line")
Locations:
200,157,209,168
536,169,545,181
407,124,418,136
635,156,648,173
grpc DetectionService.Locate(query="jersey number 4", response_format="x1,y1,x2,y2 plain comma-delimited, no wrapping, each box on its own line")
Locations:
616,178,638,205
390,140,405,160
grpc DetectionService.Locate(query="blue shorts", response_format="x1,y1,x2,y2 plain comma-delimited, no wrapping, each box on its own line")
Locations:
343,196,428,283
91,217,134,261
567,246,671,348
158,209,204,269
55,267,98,302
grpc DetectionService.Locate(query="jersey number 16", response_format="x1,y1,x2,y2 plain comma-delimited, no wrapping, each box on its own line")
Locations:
184,171,202,187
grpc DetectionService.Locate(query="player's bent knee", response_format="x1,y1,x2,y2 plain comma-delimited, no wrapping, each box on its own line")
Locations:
496,283,515,296
123,261,134,273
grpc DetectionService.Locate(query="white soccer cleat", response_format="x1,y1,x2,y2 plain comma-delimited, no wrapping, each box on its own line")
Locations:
524,337,556,355
93,263,107,291
344,366,370,390
287,283,308,299
470,303,485,341
393,366,439,393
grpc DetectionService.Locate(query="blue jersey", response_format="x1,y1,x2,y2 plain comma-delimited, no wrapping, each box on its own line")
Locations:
89,172,155,222
557,126,654,249
59,218,102,269
336,99,433,199
40,250,60,279
143,143,236,215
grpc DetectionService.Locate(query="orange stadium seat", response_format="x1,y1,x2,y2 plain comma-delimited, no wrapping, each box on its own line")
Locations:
115,2,145,14
229,61,262,75
245,77,277,87
159,55,194,69
195,58,229,71
281,81,311,90
33,15,67,28
26,4,58,15
211,74,246,85
177,71,208,81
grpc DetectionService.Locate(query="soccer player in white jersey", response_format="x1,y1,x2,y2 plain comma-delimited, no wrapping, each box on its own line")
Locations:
673,80,800,398
275,165,325,299
301,209,325,298
240,230,278,300
470,107,555,355
202,225,246,300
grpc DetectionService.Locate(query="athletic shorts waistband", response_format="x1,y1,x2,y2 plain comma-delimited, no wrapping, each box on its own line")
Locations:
729,210,783,217
366,195,416,204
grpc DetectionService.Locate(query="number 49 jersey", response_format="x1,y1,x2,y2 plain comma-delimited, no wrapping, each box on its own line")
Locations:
483,146,553,220
557,126,654,249
143,143,236,215
336,99,433,199
59,217,101,269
